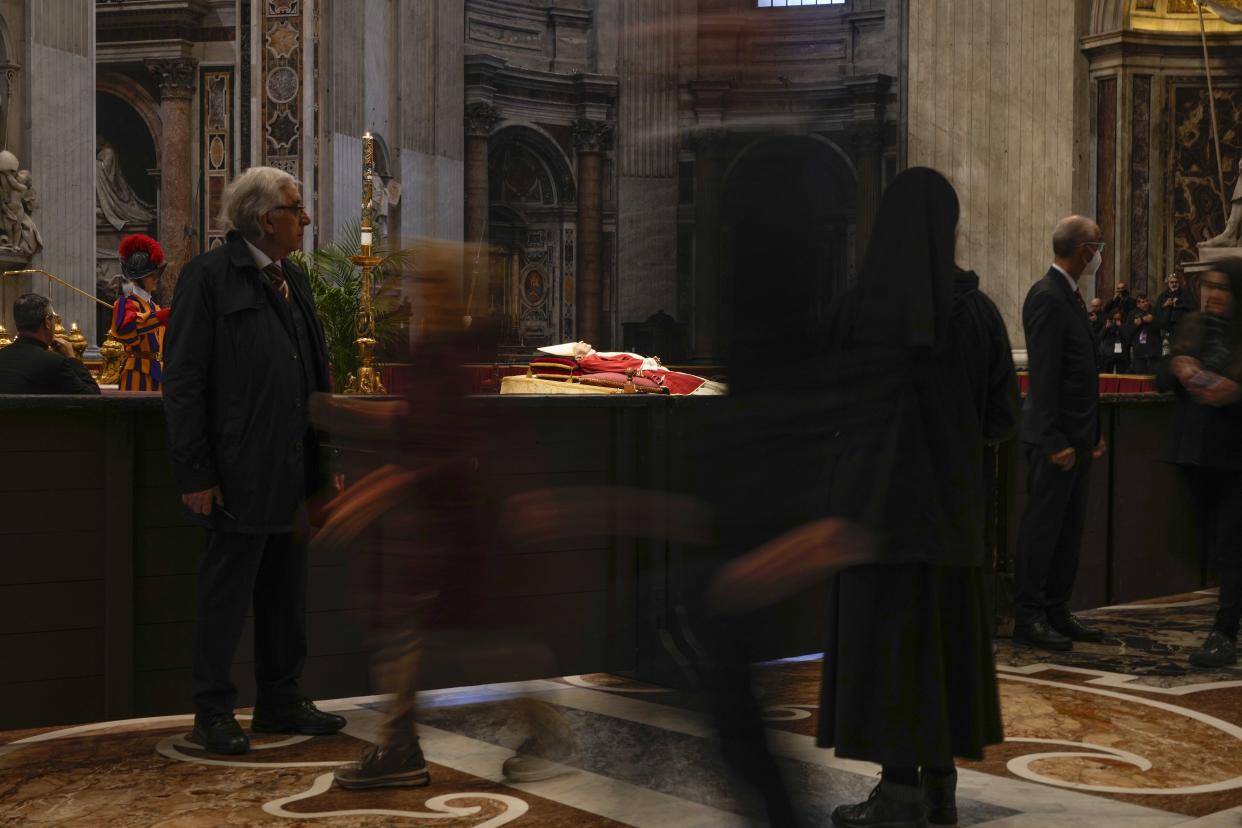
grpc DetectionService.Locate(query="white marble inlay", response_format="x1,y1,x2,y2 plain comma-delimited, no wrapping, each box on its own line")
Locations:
262,771,530,826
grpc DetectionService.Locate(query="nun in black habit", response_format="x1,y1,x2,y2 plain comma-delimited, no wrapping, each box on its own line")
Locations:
819,168,1020,828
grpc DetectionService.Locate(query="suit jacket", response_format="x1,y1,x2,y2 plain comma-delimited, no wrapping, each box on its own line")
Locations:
0,336,101,394
1020,267,1100,453
163,231,330,532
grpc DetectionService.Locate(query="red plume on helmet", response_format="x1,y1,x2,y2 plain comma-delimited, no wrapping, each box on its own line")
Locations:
118,234,166,279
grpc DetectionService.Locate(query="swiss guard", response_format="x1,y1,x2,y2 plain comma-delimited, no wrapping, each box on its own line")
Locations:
110,234,171,391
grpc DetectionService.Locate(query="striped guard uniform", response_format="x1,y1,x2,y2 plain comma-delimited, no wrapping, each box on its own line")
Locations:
111,288,170,391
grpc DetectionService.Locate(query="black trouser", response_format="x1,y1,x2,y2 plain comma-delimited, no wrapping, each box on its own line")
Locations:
1182,466,1242,640
1130,354,1159,375
1014,444,1094,627
191,530,308,719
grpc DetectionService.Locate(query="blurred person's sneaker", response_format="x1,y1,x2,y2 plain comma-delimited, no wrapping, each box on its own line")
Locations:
1048,611,1105,643
832,781,928,827
251,697,346,735
1012,619,1072,651
334,742,430,789
187,714,249,755
921,768,957,826
1189,630,1237,669
501,737,578,783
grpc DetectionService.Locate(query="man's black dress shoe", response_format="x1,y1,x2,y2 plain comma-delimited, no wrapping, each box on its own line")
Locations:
832,781,928,828
1189,630,1238,669
922,768,957,826
187,715,250,755
1048,612,1105,643
1012,620,1072,652
334,742,431,790
251,698,346,735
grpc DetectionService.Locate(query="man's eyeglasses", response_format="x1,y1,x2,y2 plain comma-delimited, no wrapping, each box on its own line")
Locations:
1082,242,1106,253
270,203,306,216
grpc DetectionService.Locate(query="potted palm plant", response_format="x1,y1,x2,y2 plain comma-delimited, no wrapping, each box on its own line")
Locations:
290,221,410,391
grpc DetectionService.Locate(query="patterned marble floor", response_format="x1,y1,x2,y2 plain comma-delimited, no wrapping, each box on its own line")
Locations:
2,590,1241,827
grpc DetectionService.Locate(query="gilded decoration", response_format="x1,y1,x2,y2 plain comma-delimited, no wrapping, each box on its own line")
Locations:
1170,82,1242,266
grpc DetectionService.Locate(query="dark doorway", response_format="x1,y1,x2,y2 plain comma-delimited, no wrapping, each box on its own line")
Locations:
720,136,855,363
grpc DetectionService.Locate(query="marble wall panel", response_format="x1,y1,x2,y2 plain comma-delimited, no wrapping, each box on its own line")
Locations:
259,0,306,181
907,0,1091,346
200,67,233,251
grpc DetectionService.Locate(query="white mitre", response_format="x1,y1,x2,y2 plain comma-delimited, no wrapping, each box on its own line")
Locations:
538,341,591,357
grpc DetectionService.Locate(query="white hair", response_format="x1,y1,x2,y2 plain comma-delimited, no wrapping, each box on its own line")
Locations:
222,166,299,241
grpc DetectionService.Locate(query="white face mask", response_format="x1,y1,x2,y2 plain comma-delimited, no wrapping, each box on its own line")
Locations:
1082,247,1102,280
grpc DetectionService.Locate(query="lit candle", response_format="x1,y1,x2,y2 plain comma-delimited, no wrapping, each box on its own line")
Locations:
360,229,373,248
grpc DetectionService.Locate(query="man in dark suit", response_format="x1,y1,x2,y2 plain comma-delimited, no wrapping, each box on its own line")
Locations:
0,293,100,394
163,166,343,754
1015,215,1108,651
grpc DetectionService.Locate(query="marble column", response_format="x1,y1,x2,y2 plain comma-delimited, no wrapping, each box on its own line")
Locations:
691,129,726,362
146,58,197,301
26,1,95,347
463,102,498,315
573,119,614,349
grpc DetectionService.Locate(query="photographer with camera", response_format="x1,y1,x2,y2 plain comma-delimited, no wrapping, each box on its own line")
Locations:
1129,293,1163,374
1158,272,1196,344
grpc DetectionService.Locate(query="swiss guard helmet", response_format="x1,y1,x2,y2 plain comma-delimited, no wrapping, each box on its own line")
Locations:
118,234,166,282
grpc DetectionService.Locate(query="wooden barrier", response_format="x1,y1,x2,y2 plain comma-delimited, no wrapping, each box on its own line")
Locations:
0,392,1202,729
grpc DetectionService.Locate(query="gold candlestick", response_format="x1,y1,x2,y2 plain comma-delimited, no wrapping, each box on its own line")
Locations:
345,131,386,395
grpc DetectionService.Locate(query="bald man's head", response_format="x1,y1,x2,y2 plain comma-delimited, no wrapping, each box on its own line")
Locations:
1052,215,1102,259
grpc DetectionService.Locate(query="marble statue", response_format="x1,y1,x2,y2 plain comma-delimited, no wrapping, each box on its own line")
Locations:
0,150,43,256
1201,171,1242,248
370,176,401,246
95,135,155,231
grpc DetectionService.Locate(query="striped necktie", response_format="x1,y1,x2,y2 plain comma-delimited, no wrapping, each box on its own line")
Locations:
263,262,290,301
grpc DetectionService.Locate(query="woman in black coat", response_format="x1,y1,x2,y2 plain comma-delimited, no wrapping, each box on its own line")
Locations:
820,168,1020,828
1156,257,1242,669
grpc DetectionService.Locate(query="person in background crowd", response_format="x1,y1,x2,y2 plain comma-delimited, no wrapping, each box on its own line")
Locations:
1158,272,1196,346
1014,215,1107,653
0,293,100,394
1156,258,1242,669
1099,306,1131,374
1129,293,1163,375
109,233,171,392
1105,281,1137,320
1087,297,1105,340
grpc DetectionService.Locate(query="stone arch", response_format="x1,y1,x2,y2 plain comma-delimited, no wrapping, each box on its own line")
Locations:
489,123,576,206
97,72,163,165
723,131,857,192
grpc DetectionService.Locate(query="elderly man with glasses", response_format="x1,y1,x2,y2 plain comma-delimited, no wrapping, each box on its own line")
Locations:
163,166,340,754
1013,216,1109,652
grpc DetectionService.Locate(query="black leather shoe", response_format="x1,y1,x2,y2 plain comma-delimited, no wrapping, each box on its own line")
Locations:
251,698,346,735
922,768,957,826
832,781,928,828
1012,620,1072,652
334,742,431,790
187,715,250,755
1189,630,1238,669
1048,612,1105,643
